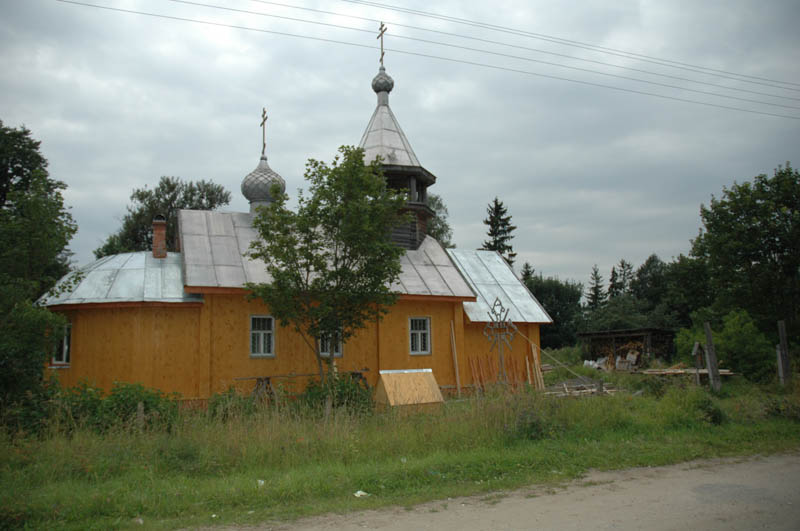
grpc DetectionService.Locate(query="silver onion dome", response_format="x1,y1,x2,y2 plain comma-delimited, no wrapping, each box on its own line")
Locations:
241,155,285,213
371,66,394,94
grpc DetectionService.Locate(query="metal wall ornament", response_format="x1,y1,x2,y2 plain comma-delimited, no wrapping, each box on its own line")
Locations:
483,297,516,383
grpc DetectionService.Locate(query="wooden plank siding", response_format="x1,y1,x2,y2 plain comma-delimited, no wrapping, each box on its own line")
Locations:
49,296,542,399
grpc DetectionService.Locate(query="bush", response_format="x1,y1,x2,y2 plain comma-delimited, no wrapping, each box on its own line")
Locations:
300,373,373,415
208,387,258,421
505,396,563,441
100,382,179,430
541,345,583,366
0,377,60,436
58,380,104,430
675,308,775,383
657,387,726,428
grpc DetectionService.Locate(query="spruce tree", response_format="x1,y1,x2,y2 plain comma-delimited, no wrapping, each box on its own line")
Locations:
586,264,607,310
608,266,621,298
481,197,517,266
520,262,535,284
617,259,634,293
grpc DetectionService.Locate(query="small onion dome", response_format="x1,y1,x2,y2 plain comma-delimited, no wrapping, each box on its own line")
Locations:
371,66,394,94
241,155,285,212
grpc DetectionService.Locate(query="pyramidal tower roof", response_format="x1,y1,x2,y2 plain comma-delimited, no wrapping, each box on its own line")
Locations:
358,66,421,167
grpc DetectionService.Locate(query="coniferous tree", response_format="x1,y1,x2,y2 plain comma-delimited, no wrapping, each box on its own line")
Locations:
586,264,607,311
481,197,517,266
617,259,634,293
608,266,621,298
520,262,535,284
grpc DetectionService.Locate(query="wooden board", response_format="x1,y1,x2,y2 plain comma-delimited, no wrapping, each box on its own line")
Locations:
374,369,444,410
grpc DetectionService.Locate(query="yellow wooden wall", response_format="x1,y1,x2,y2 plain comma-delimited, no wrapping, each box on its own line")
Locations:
49,306,203,398
462,321,541,387
50,296,543,399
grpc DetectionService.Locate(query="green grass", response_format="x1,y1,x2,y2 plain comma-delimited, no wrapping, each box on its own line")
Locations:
1,378,799,530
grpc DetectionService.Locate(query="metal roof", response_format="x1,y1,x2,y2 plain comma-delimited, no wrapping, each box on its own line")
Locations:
178,209,475,299
446,249,552,324
41,252,203,306
359,66,422,168
392,235,474,298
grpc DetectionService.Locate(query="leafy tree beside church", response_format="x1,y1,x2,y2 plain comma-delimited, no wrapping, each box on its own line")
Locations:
248,146,407,382
0,120,76,412
95,176,231,258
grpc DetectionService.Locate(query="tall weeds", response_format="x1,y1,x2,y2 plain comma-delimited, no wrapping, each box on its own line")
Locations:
1,378,799,529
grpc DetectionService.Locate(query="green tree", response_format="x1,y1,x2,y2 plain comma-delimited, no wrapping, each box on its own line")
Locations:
523,273,583,348
585,264,606,311
248,146,407,381
663,254,713,329
631,254,667,312
692,162,800,335
427,193,455,248
584,294,648,331
0,120,49,209
94,176,231,258
676,309,774,382
481,197,517,266
608,266,619,298
608,259,633,298
0,122,75,412
520,262,535,284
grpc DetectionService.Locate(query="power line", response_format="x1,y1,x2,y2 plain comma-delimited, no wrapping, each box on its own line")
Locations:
163,0,800,110
339,0,800,91
54,0,800,120
243,0,800,102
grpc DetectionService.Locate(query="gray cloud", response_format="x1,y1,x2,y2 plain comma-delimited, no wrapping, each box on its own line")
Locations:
1,0,798,290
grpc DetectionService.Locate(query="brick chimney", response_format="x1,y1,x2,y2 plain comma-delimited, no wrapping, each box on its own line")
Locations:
152,215,167,259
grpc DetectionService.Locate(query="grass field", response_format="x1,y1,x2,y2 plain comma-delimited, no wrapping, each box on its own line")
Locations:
1,375,799,530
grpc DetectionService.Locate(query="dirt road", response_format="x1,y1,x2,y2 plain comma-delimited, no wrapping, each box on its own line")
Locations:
257,453,800,531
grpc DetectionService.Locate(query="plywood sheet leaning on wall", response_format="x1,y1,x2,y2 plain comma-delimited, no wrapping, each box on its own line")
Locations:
375,369,444,413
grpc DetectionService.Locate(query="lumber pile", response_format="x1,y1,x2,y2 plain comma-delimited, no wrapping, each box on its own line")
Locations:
640,368,734,376
468,350,544,392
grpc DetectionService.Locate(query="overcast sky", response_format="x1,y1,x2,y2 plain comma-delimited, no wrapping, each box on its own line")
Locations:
2,0,799,289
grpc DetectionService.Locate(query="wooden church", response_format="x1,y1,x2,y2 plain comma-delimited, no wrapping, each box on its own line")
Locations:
42,65,552,399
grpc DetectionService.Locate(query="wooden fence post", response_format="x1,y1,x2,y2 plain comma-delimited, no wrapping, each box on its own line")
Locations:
691,341,702,386
777,344,785,386
777,320,791,386
703,322,722,392
449,320,461,397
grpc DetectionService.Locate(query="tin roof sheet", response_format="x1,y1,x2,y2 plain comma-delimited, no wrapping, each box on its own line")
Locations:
41,252,203,306
178,210,475,298
359,98,421,167
446,249,552,324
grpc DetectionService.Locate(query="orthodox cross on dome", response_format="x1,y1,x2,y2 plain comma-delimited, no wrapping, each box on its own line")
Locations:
377,21,387,66
260,107,268,156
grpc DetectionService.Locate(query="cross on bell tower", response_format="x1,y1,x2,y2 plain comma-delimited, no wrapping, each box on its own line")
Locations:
377,22,387,66
260,107,268,157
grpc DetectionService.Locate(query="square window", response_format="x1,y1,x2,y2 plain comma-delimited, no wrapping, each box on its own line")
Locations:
409,317,431,355
319,330,343,358
250,316,274,357
52,323,71,365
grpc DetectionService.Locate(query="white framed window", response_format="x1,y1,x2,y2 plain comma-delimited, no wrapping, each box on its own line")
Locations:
52,323,71,366
250,315,275,357
319,330,343,358
409,317,431,355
